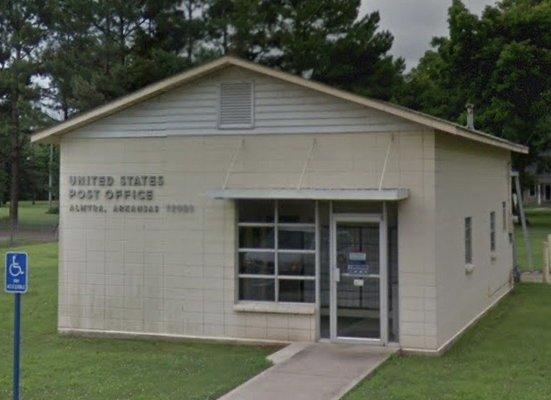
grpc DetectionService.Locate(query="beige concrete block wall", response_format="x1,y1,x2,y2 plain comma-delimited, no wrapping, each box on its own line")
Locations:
59,129,437,348
396,132,438,350
59,135,317,342
434,133,513,348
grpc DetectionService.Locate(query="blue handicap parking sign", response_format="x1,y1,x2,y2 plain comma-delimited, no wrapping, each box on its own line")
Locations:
5,252,28,294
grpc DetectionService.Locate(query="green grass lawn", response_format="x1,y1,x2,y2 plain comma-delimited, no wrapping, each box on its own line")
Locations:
0,201,59,248
345,283,551,400
0,201,59,230
0,243,276,400
516,207,551,271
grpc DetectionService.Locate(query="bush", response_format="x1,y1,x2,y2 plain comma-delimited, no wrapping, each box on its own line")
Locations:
46,206,59,214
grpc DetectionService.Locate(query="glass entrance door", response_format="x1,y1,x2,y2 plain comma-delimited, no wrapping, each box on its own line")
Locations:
330,214,387,343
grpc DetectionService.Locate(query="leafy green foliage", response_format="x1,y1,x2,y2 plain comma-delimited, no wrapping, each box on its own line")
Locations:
0,0,52,222
205,0,404,100
396,0,551,173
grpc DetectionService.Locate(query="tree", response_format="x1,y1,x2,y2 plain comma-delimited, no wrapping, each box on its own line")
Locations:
397,0,551,174
206,0,275,59
309,9,405,100
42,0,96,119
206,0,404,100
130,0,210,87
0,0,50,228
43,0,209,117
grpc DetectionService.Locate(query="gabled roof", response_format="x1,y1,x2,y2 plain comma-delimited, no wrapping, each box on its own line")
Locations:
31,56,528,154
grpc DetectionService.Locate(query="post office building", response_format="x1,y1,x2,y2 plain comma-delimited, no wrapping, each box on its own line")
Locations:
32,56,528,354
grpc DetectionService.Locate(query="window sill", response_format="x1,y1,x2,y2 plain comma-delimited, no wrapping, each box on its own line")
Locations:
234,301,316,315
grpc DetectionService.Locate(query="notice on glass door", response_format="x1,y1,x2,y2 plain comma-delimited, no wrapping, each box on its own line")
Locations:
347,252,369,276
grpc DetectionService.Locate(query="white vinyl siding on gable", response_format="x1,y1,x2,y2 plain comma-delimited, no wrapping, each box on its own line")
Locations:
71,67,422,139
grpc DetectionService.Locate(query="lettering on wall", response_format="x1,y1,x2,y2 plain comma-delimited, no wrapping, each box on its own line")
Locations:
67,175,194,214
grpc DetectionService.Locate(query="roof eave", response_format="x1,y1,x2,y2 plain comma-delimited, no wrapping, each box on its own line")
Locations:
450,126,529,154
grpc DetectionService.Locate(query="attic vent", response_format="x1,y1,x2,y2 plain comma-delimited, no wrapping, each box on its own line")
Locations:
218,82,254,129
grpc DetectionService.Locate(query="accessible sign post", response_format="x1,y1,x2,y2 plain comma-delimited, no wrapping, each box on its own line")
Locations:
5,252,28,400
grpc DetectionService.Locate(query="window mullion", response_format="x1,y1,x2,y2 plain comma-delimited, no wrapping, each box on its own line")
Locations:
277,249,316,254
238,248,275,253
238,274,275,279
278,275,316,280
238,222,275,227
277,223,316,228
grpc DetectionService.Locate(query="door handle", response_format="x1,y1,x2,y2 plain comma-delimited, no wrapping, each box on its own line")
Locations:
334,268,341,282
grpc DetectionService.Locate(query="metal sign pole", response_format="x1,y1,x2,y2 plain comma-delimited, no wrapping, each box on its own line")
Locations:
5,251,28,400
13,293,21,400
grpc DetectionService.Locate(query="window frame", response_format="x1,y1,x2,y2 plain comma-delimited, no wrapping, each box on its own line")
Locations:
490,211,496,253
501,201,507,232
237,200,317,303
465,216,473,265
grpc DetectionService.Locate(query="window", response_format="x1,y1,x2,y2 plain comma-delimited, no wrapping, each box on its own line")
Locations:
529,185,535,196
502,201,507,232
490,211,496,252
218,82,254,129
465,217,472,264
237,200,316,303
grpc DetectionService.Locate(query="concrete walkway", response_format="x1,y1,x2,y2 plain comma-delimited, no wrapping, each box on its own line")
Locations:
220,343,395,400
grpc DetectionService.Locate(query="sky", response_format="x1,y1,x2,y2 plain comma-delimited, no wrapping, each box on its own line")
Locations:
360,0,497,70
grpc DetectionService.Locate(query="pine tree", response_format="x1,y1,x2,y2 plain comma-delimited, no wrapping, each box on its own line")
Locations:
206,0,404,100
0,0,50,228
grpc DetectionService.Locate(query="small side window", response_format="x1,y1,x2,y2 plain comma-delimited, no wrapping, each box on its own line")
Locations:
490,211,496,252
465,217,473,264
501,201,507,232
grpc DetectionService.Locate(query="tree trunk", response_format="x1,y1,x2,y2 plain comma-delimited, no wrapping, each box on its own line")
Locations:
9,86,21,238
186,1,194,63
9,145,20,233
48,144,53,209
